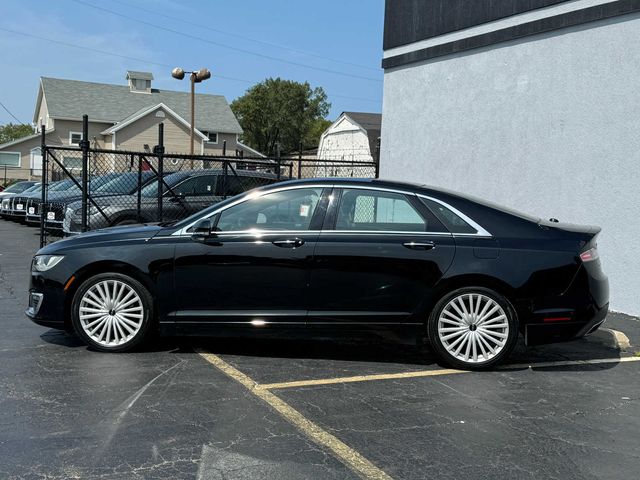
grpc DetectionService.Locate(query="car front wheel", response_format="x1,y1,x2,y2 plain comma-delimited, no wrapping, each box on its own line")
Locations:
71,273,154,352
427,287,518,370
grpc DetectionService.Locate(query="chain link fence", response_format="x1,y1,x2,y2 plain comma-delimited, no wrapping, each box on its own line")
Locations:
36,121,378,246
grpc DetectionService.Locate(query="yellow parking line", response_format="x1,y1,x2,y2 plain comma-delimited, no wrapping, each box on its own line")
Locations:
259,368,468,391
259,356,640,391
197,350,394,480
499,355,640,370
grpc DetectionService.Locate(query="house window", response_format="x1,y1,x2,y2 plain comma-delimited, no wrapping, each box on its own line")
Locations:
202,131,218,144
0,152,21,167
69,132,82,145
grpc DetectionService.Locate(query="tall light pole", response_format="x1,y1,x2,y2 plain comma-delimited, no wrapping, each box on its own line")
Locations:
171,67,211,158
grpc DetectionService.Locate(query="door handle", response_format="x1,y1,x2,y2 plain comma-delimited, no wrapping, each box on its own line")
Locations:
403,241,435,251
272,238,305,248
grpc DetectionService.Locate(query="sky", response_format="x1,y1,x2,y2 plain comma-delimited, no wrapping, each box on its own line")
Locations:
0,0,385,126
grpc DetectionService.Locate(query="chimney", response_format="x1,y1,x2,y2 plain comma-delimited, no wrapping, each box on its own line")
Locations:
126,71,154,93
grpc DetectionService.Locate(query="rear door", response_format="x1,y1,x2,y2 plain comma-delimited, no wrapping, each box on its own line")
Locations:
307,187,456,325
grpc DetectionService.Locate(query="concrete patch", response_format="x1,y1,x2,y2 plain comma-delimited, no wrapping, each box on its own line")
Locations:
587,328,632,351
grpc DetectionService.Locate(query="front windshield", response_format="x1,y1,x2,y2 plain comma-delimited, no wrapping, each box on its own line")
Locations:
49,179,79,192
22,184,41,194
139,173,185,198
4,182,33,193
89,173,121,191
95,172,154,195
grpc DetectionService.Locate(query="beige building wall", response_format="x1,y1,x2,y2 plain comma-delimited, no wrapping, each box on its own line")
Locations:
115,108,201,154
202,133,238,156
35,94,52,131
48,120,111,149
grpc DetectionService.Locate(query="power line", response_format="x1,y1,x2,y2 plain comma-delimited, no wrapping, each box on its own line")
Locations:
110,0,380,73
0,27,251,84
0,100,26,124
0,27,381,106
71,0,382,83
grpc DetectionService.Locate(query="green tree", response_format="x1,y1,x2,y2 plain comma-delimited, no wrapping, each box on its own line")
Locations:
0,123,33,144
303,118,332,150
231,78,330,155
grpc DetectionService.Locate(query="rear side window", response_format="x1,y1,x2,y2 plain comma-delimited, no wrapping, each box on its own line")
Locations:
420,197,477,234
220,175,273,197
335,189,428,232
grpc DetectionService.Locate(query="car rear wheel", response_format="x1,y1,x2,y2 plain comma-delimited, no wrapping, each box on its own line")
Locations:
71,273,154,352
427,287,518,370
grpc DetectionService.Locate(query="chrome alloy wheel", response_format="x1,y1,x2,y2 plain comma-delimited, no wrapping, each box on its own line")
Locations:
78,280,144,347
437,293,509,364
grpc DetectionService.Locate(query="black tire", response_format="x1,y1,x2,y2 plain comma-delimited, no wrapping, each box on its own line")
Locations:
71,272,154,352
427,287,518,370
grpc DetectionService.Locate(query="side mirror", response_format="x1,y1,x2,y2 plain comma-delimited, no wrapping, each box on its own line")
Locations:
191,219,214,241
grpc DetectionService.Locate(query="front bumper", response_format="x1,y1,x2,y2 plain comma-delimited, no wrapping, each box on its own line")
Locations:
26,272,69,330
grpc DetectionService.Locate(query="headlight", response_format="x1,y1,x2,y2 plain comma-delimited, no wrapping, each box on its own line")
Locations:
32,255,64,272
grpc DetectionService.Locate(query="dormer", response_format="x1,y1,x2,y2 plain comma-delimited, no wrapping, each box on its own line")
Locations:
126,71,153,93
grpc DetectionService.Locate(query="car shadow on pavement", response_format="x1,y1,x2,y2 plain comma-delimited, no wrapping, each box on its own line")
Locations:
40,328,626,372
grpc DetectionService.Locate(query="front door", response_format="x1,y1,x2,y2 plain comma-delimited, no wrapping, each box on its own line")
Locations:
172,186,328,325
308,187,456,325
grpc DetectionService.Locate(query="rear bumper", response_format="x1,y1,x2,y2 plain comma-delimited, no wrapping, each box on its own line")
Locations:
525,302,608,346
521,262,609,346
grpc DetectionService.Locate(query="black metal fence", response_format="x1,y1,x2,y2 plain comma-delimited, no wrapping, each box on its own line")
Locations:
37,116,378,246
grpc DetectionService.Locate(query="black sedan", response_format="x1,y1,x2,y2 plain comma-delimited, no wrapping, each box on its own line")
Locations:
26,179,609,369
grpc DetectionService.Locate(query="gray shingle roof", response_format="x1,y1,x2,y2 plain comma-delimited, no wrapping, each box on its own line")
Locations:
40,77,242,134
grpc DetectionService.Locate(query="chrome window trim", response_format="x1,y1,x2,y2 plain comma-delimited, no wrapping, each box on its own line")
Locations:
171,182,492,238
415,193,492,237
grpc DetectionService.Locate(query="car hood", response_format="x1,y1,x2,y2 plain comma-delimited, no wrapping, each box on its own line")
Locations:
66,193,138,209
42,191,119,203
38,224,164,253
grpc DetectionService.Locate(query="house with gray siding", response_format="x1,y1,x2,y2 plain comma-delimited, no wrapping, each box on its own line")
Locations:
0,71,259,181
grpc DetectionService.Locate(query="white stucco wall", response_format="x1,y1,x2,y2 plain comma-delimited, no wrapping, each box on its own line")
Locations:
381,13,640,314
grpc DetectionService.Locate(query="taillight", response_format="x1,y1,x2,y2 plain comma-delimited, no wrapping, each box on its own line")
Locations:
580,247,599,262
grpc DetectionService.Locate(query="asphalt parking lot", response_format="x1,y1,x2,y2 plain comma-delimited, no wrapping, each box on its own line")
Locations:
1,219,639,480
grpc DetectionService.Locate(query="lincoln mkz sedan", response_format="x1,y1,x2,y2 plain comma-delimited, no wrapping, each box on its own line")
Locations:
26,179,609,369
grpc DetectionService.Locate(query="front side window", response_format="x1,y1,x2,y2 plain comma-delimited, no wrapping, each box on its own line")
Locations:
220,175,273,197
335,189,427,232
216,188,322,232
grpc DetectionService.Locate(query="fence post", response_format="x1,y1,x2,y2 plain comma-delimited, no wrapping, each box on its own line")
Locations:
80,115,90,232
136,154,142,223
222,140,227,156
154,123,165,222
297,141,302,179
276,143,281,181
374,136,381,179
39,126,47,248
222,161,228,198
